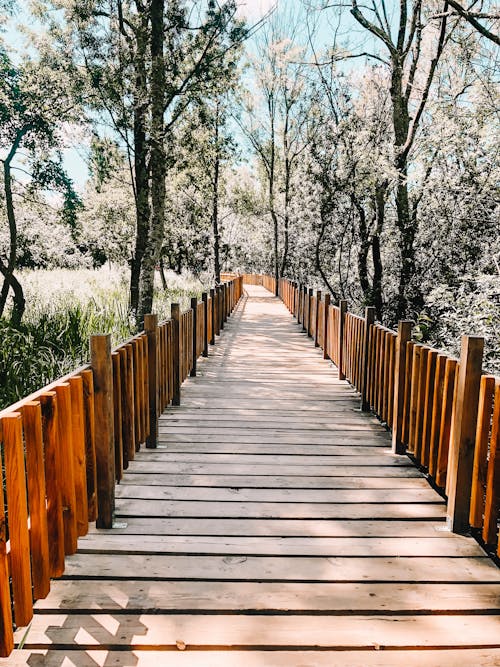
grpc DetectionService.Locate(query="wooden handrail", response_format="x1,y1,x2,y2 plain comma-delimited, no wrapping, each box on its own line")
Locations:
0,275,243,657
271,275,499,553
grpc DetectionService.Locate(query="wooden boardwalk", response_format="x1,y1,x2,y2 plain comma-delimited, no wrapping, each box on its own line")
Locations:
4,285,500,666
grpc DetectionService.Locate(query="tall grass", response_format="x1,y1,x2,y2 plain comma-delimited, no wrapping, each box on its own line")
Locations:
0,266,206,409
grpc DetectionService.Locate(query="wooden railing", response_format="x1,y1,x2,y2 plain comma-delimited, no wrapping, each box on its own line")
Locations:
0,275,243,657
269,276,500,556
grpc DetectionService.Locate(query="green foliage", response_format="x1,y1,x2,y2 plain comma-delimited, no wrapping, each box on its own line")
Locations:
0,267,205,409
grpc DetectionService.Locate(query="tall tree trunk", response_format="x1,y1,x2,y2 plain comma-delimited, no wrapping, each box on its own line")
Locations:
371,183,386,320
267,97,279,296
130,16,150,316
353,197,371,302
159,256,168,290
138,0,166,326
212,103,221,284
391,59,421,318
1,130,26,325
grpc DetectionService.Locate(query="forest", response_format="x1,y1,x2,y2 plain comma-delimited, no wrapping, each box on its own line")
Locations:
0,0,499,408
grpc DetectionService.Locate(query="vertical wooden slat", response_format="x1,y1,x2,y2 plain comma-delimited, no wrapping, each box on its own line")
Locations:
81,370,97,522
338,300,347,381
191,297,198,377
112,354,123,482
382,332,391,423
428,354,447,478
68,377,88,537
322,294,331,360
132,340,141,448
314,291,321,347
483,380,500,544
124,345,136,460
210,288,216,344
141,334,150,440
21,402,50,599
90,334,115,530
172,303,181,406
414,346,429,463
54,383,78,555
118,348,130,468
436,358,458,489
421,349,438,468
447,336,484,533
392,321,412,453
0,452,13,657
202,292,209,357
470,375,496,529
2,413,33,627
401,341,414,447
408,344,422,454
145,314,159,449
39,392,65,576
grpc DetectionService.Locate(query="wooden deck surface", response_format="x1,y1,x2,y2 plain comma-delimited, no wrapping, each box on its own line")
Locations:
3,285,500,666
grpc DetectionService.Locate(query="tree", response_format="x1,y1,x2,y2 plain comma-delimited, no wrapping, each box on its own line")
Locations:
43,0,248,324
0,46,83,325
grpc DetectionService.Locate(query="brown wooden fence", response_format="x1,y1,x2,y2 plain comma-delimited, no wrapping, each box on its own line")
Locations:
0,275,243,657
268,276,500,559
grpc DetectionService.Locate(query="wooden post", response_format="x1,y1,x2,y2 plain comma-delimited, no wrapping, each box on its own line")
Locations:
361,307,376,411
446,335,484,533
171,303,181,406
90,334,115,529
202,292,209,357
392,321,413,453
210,288,216,344
144,314,159,449
190,297,198,377
338,299,348,381
315,290,322,347
323,293,331,359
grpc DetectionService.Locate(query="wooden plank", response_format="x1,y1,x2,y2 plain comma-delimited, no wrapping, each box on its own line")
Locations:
114,498,446,519
130,453,411,466
59,553,500,582
17,613,500,647
148,443,389,455
36,580,500,612
114,486,439,503
92,517,452,538
124,462,420,477
76,534,483,557
7,649,500,667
